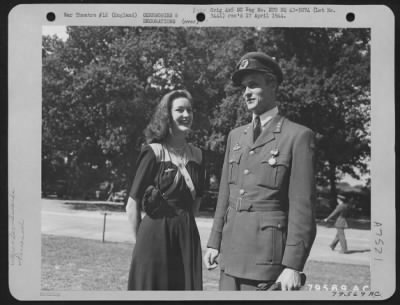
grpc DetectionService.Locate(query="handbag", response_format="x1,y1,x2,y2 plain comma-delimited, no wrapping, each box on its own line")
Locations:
141,185,166,217
141,170,179,217
141,143,198,217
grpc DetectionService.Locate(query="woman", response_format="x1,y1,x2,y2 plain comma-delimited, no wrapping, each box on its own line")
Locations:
126,90,204,290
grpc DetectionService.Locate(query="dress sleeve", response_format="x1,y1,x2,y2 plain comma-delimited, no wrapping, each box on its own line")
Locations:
129,145,158,202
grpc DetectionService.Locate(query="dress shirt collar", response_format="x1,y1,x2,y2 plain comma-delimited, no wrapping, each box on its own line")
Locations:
253,106,279,127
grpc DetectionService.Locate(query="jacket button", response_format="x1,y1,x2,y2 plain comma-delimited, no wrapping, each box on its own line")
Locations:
249,150,255,155
239,189,245,195
244,169,249,175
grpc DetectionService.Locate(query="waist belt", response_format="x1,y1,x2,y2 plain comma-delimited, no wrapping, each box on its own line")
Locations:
157,199,192,215
165,199,189,209
229,197,282,212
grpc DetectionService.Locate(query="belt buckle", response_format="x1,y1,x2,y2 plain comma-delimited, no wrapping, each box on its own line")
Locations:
236,198,242,212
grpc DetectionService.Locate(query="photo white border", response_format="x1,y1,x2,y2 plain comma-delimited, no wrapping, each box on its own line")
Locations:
8,3,395,301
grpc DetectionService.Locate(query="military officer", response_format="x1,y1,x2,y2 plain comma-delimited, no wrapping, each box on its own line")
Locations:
204,52,317,291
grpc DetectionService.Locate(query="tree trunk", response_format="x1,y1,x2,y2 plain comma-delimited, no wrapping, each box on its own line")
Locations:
328,161,337,208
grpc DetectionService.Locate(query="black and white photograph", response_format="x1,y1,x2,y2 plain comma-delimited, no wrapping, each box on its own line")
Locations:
8,4,395,301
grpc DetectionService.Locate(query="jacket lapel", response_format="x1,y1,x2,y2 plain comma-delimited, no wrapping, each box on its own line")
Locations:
250,115,282,150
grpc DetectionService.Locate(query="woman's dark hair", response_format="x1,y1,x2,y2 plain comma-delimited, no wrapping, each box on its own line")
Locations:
144,89,193,144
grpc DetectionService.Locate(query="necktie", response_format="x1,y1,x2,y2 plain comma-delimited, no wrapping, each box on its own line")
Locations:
253,116,261,142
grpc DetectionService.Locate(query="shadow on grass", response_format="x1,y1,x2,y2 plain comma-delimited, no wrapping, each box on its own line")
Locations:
344,249,370,254
64,202,126,212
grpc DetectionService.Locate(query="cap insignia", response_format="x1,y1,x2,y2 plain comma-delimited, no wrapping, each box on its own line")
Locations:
239,59,249,69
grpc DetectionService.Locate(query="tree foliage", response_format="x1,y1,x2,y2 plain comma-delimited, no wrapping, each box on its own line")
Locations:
42,27,370,203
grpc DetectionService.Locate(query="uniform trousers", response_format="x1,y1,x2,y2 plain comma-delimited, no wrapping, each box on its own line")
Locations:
219,270,275,291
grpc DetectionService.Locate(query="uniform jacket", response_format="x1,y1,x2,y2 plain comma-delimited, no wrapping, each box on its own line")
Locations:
326,203,349,229
207,114,317,281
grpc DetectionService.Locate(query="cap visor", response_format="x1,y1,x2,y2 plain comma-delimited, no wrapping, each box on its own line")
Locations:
232,69,274,86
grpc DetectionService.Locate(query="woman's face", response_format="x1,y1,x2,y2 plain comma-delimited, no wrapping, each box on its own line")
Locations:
170,97,193,136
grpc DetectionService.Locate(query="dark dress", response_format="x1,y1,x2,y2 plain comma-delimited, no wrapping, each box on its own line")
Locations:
127,144,204,290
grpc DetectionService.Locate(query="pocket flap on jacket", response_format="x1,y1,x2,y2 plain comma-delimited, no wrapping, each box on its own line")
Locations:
261,154,290,166
229,151,242,164
259,216,287,230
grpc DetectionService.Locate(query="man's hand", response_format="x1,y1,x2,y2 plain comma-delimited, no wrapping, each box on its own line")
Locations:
203,248,219,270
276,268,302,290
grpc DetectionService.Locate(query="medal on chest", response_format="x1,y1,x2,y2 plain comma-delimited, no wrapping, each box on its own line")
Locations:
268,149,279,166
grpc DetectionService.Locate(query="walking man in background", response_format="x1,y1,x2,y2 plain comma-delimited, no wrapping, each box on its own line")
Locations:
324,194,350,254
203,52,317,291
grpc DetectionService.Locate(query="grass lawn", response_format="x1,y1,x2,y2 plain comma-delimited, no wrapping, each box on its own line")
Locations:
42,234,369,291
